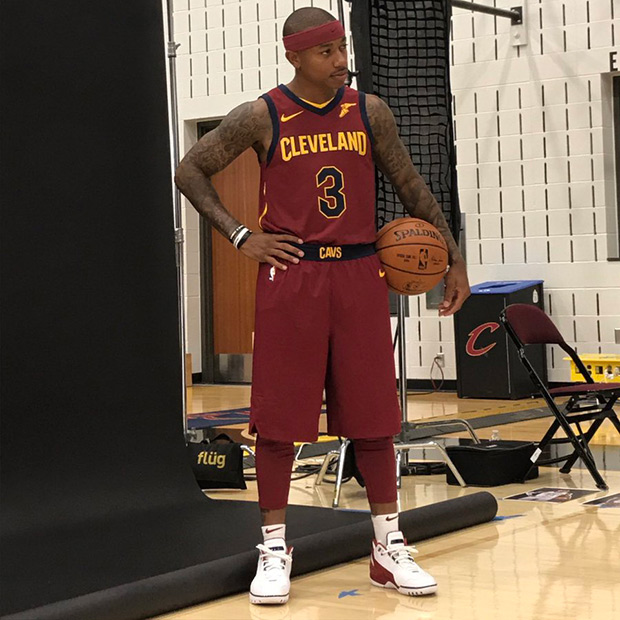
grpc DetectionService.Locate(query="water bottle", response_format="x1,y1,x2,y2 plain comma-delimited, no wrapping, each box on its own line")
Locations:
490,429,501,442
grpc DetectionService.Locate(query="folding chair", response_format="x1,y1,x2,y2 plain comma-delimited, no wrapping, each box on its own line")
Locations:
500,303,620,490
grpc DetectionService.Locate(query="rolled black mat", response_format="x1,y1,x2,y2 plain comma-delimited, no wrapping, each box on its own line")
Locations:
2,493,497,620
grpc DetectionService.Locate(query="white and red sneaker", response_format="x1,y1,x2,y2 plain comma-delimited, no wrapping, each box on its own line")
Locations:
249,538,293,605
370,531,437,596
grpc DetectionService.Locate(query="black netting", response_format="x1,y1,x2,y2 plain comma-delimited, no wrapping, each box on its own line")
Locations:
350,0,461,239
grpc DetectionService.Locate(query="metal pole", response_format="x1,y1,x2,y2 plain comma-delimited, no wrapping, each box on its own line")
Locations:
337,0,345,24
396,295,409,476
452,1,523,24
397,295,408,425
163,0,189,434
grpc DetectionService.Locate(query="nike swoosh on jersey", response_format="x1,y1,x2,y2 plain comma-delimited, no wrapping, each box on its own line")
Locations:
379,269,386,278
280,111,304,122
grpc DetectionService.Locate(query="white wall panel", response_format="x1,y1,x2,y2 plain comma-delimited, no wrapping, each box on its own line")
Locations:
478,188,501,213
455,114,477,139
502,212,525,238
473,37,496,63
481,239,503,264
500,161,523,186
576,318,600,343
502,187,523,212
571,208,596,235
503,238,525,263
525,237,548,263
524,211,547,238
524,184,547,210
499,135,521,161
479,213,502,238
590,1,613,23
548,237,572,262
572,235,596,261
522,133,545,160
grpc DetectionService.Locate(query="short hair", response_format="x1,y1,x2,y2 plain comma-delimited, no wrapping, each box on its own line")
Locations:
282,7,336,37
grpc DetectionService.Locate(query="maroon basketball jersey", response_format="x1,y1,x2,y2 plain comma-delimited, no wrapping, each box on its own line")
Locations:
258,85,376,244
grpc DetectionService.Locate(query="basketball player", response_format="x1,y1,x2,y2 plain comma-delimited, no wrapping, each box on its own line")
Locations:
175,7,470,605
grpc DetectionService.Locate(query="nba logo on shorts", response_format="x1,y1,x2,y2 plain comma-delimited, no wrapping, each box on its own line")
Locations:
269,266,276,282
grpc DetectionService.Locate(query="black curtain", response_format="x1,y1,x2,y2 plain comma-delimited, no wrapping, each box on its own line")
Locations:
1,1,193,539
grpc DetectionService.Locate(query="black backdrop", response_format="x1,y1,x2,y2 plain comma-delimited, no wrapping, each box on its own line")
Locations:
0,0,193,541
1,3,498,618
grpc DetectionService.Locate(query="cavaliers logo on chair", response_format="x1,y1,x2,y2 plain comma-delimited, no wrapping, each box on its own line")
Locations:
466,322,500,357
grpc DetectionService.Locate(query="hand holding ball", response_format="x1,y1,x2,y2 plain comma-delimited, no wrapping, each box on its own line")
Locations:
375,217,449,295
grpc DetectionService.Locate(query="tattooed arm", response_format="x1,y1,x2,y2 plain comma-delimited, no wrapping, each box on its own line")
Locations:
175,99,303,270
367,95,470,316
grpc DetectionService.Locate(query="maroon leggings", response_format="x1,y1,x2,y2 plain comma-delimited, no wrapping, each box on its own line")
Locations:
256,435,397,510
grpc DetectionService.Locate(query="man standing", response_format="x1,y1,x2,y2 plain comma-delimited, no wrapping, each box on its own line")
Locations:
175,7,470,605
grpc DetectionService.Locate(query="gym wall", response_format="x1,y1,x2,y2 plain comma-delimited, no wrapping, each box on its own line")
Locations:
451,0,620,382
174,0,620,383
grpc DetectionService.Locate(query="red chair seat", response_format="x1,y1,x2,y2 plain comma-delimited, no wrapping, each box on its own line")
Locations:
549,383,620,396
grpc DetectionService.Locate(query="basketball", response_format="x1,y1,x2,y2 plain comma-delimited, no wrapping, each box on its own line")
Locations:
375,217,448,295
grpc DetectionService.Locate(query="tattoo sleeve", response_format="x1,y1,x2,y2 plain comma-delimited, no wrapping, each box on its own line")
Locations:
367,95,464,265
174,99,270,238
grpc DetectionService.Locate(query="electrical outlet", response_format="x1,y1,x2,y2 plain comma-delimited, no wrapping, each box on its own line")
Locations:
435,352,445,367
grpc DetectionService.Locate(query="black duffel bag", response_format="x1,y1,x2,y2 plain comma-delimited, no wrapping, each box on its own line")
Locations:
446,439,539,487
187,434,247,490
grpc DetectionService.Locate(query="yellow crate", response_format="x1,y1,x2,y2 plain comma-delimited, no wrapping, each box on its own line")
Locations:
564,354,620,383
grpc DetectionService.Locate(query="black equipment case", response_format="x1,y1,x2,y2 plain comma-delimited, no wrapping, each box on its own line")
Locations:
446,440,539,486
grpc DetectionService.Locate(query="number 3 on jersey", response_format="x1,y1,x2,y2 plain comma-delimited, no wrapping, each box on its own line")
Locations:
316,166,347,219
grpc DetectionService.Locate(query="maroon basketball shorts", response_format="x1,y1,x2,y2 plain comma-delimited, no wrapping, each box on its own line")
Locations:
250,248,401,443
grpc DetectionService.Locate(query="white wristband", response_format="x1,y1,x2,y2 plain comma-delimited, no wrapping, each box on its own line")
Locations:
231,226,250,249
229,225,244,242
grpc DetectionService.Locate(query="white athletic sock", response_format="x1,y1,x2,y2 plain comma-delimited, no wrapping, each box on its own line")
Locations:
372,513,399,545
262,523,286,543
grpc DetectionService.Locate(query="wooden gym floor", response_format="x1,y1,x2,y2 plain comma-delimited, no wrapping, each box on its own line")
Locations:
154,385,620,620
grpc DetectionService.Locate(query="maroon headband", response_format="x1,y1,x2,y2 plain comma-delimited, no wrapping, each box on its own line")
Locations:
283,21,346,52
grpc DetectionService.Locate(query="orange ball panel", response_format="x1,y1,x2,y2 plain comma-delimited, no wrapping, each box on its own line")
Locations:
381,263,446,295
375,217,449,296
375,218,407,246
